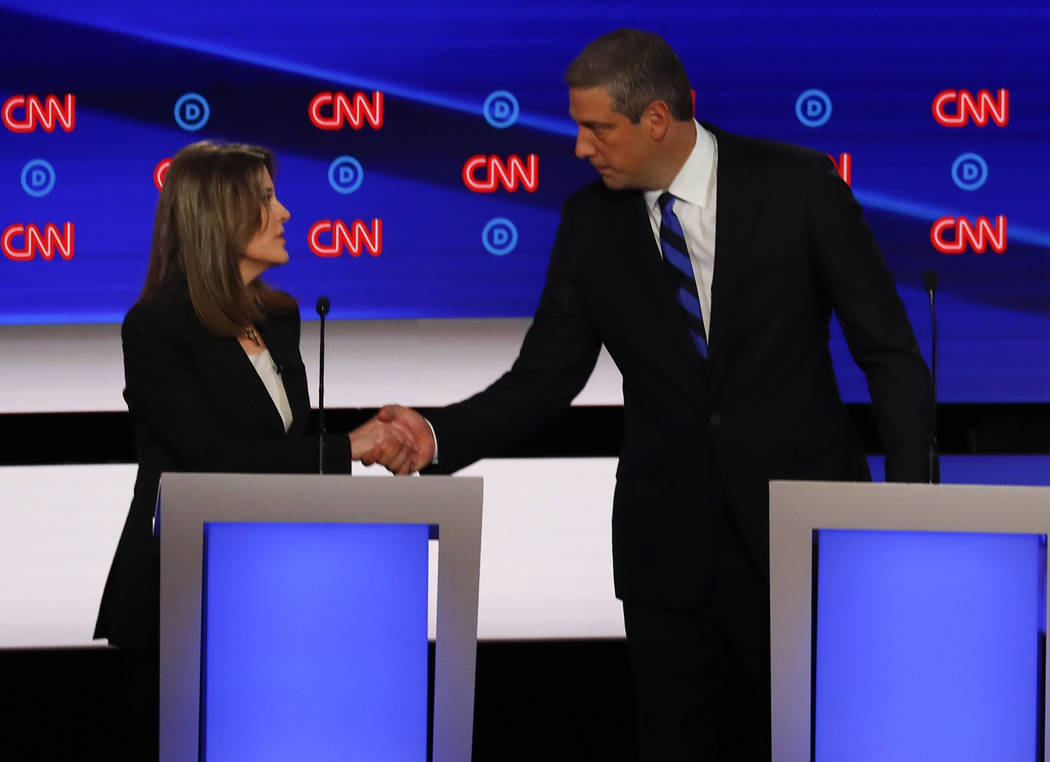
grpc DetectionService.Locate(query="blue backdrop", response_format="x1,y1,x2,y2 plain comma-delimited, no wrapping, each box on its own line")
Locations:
1,1,1047,401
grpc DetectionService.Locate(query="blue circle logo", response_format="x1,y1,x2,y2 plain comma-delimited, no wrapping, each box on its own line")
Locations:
21,159,56,197
328,156,364,194
483,90,519,129
951,152,988,191
482,218,518,256
795,89,832,128
174,93,210,131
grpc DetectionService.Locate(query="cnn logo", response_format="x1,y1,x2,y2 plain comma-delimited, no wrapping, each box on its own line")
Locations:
828,153,851,186
154,159,172,191
932,90,1009,127
309,92,384,130
2,223,75,261
463,155,539,193
930,216,1007,254
308,220,382,257
2,94,75,133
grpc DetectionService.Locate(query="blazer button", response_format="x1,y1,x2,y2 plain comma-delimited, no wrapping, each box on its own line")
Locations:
709,412,722,427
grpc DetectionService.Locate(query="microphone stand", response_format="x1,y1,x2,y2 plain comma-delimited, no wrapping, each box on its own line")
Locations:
315,296,330,474
923,271,940,484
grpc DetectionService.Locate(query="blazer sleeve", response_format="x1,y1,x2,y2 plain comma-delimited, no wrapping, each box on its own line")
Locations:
122,300,351,475
426,196,603,473
806,156,932,482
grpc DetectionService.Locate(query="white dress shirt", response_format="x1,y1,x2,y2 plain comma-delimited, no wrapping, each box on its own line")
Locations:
643,121,718,338
247,347,293,432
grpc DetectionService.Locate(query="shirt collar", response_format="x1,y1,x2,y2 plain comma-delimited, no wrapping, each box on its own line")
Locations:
644,121,715,213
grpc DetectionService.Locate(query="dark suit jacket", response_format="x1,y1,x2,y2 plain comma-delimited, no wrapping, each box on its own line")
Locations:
427,126,931,611
94,284,351,649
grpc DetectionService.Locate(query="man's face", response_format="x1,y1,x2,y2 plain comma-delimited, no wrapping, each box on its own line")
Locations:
569,86,658,190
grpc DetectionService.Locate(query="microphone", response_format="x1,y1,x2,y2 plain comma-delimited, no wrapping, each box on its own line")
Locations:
315,296,330,474
923,271,939,484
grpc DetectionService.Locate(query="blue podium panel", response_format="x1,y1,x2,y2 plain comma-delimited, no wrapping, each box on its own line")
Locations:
201,522,429,762
814,530,1046,762
866,456,1050,487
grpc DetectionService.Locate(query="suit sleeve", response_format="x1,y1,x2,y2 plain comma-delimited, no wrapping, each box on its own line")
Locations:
122,302,351,474
806,157,931,482
426,198,603,473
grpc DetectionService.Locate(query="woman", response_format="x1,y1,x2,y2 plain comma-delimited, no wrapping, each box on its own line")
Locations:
94,141,413,756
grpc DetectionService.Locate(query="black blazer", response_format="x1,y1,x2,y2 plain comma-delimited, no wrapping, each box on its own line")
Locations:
427,126,931,611
95,285,351,649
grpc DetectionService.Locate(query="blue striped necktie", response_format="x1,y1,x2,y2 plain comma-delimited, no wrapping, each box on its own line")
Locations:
658,192,708,358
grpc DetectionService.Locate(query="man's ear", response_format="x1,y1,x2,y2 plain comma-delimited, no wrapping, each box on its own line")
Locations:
643,100,672,140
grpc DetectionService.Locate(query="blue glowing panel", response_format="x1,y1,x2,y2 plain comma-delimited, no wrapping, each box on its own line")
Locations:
201,522,428,762
866,455,1050,486
814,530,1046,762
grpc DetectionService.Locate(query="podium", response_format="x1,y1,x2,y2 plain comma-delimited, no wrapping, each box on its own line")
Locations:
157,473,483,762
770,480,1050,762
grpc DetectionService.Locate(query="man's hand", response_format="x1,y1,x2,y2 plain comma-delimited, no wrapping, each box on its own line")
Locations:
348,416,418,475
377,405,437,473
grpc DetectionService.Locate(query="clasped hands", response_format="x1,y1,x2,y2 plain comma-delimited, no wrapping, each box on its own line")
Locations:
348,405,435,475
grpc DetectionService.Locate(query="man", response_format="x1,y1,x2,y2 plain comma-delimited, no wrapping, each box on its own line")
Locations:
376,29,931,761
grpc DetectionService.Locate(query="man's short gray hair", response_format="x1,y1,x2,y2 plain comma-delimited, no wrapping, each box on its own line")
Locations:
565,29,693,123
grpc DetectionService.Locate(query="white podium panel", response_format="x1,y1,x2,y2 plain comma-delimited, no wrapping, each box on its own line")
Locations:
158,473,482,762
770,481,1050,762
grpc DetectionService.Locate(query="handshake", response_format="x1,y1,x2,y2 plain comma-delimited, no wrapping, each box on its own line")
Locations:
347,405,437,475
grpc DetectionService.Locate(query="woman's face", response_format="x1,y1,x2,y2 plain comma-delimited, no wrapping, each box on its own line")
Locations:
240,170,291,283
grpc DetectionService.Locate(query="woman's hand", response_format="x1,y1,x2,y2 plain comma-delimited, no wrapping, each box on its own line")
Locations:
348,416,419,475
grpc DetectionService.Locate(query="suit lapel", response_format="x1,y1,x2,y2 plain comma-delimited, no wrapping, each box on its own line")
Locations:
611,191,708,380
261,313,310,435
190,317,288,436
706,126,762,386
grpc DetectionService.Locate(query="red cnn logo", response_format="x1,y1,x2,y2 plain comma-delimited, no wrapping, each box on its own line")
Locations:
2,223,75,261
827,153,852,186
309,91,384,130
930,216,1007,254
2,94,76,133
308,220,383,257
462,154,539,193
154,158,172,191
932,89,1009,127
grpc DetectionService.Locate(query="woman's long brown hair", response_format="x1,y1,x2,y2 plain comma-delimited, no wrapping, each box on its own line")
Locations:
139,141,296,335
